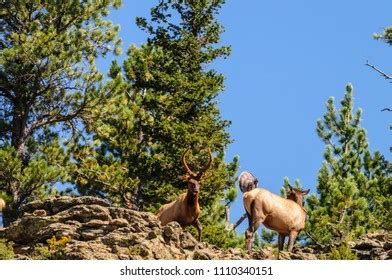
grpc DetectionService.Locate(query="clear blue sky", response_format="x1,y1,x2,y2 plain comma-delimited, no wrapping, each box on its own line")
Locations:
103,0,391,233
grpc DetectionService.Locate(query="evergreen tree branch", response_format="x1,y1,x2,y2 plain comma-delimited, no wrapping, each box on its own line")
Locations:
365,61,392,81
304,230,326,249
232,212,247,230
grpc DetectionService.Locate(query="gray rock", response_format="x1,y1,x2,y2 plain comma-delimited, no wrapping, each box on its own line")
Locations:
193,250,212,260
163,222,181,243
3,196,391,260
83,219,109,228
353,239,382,250
370,247,385,260
110,218,129,228
33,209,47,217
383,242,392,251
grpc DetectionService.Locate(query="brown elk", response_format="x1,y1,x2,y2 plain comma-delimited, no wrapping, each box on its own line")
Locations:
156,148,213,241
243,184,309,252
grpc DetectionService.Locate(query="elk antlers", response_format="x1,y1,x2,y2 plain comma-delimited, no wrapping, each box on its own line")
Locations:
181,147,213,180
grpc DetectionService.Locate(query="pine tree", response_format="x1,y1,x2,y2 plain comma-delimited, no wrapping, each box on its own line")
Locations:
307,84,391,245
88,0,237,211
125,0,234,212
374,26,392,47
0,0,121,225
372,26,392,149
77,0,241,245
253,231,262,249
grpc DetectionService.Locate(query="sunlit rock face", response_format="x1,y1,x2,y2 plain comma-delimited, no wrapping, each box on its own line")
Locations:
0,196,390,260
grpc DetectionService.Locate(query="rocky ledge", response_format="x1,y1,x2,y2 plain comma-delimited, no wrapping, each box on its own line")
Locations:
0,196,248,260
253,230,392,260
0,196,390,260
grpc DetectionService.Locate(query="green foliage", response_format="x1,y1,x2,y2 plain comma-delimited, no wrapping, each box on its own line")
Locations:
281,177,304,197
374,26,392,46
32,235,71,260
0,0,122,224
0,143,68,224
261,228,277,245
362,151,392,229
252,229,277,249
1,1,240,250
126,0,234,210
80,0,237,215
307,84,391,246
128,244,142,256
190,163,243,249
0,239,15,260
200,222,243,249
325,243,358,260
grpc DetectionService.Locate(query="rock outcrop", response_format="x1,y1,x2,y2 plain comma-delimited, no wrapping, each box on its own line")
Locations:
253,231,392,260
0,196,390,260
0,196,248,260
350,231,392,260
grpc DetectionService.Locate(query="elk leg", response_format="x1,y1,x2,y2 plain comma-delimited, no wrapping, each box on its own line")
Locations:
193,219,203,242
287,231,298,252
278,233,286,251
245,202,265,253
245,211,253,252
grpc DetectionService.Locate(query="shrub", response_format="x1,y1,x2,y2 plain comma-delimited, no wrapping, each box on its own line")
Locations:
33,235,71,260
0,239,14,260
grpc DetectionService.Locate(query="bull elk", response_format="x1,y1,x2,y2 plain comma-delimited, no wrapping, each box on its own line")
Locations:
156,148,213,241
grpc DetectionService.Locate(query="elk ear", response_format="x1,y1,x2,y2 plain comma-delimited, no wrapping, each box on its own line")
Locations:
288,184,294,192
302,189,310,195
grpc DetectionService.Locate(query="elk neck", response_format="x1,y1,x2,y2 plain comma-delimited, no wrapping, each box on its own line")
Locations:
186,191,199,207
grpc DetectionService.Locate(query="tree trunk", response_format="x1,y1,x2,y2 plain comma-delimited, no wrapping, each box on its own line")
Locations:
233,213,248,230
225,206,230,227
3,102,29,226
11,101,29,157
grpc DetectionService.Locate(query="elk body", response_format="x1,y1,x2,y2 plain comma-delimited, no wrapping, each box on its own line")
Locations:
156,148,213,241
243,185,309,252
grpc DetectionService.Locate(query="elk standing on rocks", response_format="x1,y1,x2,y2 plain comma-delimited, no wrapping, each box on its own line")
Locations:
243,184,309,252
157,148,213,241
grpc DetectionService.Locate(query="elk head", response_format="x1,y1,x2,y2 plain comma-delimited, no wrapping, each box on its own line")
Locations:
181,147,213,194
287,184,310,206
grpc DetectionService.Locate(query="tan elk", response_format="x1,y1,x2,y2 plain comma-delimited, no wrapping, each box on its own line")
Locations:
156,148,213,241
243,184,309,252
